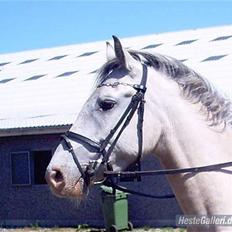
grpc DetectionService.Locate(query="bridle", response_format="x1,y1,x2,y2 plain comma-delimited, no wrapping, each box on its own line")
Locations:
61,62,232,199
62,63,148,184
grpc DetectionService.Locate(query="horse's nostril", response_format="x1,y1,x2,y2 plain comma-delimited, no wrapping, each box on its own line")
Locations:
54,170,63,182
45,167,66,194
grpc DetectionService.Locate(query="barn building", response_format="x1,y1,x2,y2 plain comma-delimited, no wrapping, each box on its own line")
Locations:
0,25,232,228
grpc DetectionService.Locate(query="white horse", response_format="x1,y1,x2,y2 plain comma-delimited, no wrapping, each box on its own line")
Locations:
46,36,232,232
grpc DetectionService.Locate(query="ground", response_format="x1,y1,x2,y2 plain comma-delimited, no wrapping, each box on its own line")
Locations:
0,228,186,232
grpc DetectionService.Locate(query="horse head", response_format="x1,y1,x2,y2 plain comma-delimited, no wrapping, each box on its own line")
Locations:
45,36,162,198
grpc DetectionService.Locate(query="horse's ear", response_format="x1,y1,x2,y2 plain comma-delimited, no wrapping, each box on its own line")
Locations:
112,35,137,71
106,41,115,61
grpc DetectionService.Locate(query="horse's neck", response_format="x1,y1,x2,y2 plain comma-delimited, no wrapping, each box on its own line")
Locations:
149,71,232,217
159,110,232,216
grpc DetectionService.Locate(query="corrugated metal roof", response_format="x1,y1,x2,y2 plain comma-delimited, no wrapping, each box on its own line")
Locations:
0,25,232,134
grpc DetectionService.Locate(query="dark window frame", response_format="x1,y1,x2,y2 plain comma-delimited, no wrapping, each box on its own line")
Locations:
179,59,188,63
57,71,78,77
10,151,31,186
142,43,163,49
0,78,14,84
201,54,228,62
211,35,232,41
0,62,10,67
89,69,98,74
175,39,198,46
78,51,98,57
19,59,38,65
24,74,46,81
48,55,67,61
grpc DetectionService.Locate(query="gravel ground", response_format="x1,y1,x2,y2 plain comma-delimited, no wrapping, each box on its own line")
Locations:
0,228,186,232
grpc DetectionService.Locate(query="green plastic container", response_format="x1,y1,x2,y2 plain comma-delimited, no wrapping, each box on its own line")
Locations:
101,186,133,232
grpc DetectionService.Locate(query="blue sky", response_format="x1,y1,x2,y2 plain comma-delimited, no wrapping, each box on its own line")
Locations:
1,1,232,54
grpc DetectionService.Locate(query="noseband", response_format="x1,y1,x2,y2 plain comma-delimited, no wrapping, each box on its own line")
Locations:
62,64,148,183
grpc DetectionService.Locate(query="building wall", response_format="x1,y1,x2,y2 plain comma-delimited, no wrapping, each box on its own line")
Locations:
0,134,182,228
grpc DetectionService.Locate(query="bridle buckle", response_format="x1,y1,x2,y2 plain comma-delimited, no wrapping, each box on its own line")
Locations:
133,84,147,93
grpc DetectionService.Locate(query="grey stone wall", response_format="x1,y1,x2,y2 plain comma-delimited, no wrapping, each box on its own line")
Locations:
0,134,182,228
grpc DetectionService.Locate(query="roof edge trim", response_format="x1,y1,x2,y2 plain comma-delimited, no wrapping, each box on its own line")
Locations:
0,125,72,137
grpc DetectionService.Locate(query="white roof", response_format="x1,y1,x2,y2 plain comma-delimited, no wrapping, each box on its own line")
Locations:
0,25,232,134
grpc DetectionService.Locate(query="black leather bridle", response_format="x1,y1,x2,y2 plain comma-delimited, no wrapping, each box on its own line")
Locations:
61,62,232,199
61,63,148,184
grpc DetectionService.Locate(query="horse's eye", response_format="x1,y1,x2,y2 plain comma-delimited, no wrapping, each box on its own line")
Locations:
99,100,116,111
112,63,120,70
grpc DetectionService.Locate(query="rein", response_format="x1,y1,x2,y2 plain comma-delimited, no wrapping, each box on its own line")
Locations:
61,62,232,199
103,160,232,199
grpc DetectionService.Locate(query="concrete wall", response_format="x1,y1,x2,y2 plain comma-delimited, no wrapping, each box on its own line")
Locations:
0,134,182,228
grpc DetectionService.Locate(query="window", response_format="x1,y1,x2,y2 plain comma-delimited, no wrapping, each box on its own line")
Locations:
0,62,10,67
57,71,78,77
179,59,188,63
24,74,46,81
211,35,232,41
78,51,98,57
30,114,52,119
19,58,38,64
89,69,98,74
33,150,52,185
0,78,14,84
176,39,198,46
49,55,67,61
142,43,162,49
11,151,31,186
201,54,227,62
